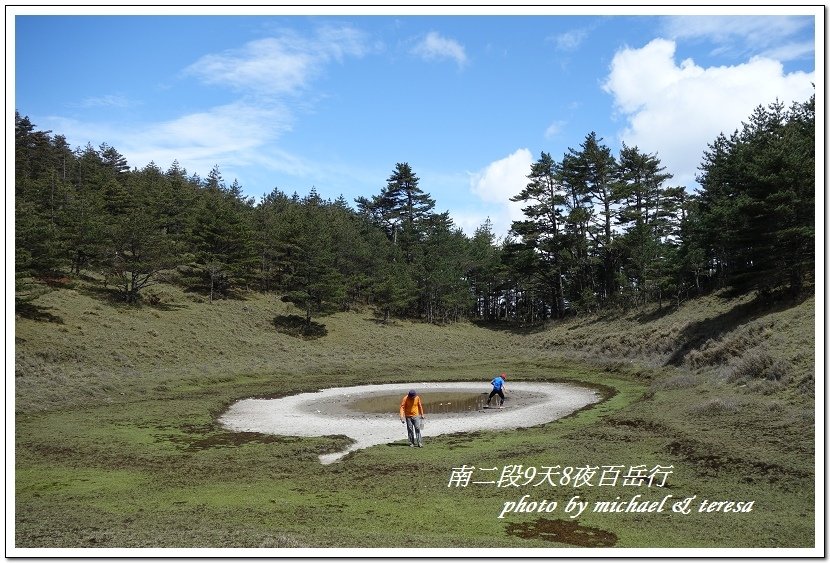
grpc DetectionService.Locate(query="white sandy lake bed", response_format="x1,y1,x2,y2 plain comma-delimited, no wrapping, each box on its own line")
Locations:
218,381,602,464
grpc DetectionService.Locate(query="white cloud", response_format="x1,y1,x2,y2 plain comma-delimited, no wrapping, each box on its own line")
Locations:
185,25,370,97
761,41,816,63
660,15,813,59
46,25,371,187
313,24,373,62
552,28,589,52
602,38,815,188
78,94,134,109
45,101,302,187
186,37,316,96
126,102,292,168
467,148,534,238
411,31,468,68
544,120,566,139
449,209,497,239
470,148,532,204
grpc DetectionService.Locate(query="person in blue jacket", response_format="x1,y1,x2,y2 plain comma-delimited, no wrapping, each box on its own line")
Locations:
486,373,507,408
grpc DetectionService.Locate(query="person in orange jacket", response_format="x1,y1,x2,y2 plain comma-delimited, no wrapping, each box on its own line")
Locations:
399,389,426,447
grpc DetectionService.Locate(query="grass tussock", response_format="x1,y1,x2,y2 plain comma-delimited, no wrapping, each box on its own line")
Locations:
650,372,701,391
728,350,792,384
687,396,745,416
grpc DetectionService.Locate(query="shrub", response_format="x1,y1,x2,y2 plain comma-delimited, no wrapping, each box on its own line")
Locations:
651,372,700,391
273,314,327,339
729,351,791,384
746,379,785,395
688,396,743,416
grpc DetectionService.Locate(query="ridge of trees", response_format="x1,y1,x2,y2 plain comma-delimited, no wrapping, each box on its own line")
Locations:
14,94,815,328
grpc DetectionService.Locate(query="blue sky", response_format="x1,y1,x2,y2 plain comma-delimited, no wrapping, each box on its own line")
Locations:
10,7,819,238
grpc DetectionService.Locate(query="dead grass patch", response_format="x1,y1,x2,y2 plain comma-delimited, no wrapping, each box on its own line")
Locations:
728,350,791,384
687,396,744,416
650,372,701,391
505,518,617,547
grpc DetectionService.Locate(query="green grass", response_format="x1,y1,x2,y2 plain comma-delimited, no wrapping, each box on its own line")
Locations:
13,279,817,550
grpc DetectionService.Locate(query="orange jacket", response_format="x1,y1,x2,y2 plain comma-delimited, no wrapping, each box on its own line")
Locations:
400,395,424,418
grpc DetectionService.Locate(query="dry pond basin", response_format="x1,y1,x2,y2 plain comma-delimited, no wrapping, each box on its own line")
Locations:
219,381,602,464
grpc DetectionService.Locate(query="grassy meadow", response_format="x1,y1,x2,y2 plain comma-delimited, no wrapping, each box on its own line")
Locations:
13,277,817,551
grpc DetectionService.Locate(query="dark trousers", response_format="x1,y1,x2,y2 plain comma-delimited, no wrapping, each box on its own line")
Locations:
487,389,505,405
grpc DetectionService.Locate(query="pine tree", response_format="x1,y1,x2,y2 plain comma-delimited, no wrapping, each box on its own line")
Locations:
104,164,184,303
372,245,418,323
510,151,567,317
574,132,620,304
279,197,346,332
614,144,673,305
694,94,815,294
15,113,71,275
468,218,504,321
359,163,435,249
419,212,472,323
190,168,256,301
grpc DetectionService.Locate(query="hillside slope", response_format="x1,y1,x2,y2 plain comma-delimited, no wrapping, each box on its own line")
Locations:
15,279,815,413
525,290,815,395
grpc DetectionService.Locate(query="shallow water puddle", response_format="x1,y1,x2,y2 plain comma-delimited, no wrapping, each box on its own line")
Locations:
348,391,489,414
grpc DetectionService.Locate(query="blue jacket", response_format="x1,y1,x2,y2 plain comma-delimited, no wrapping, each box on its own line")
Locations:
491,376,505,391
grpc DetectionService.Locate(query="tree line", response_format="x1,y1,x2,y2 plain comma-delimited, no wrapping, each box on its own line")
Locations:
15,94,814,328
